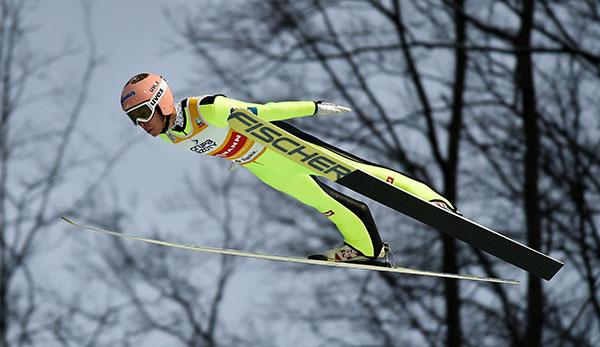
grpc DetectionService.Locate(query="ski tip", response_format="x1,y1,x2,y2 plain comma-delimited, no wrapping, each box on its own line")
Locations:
60,216,76,225
499,279,520,285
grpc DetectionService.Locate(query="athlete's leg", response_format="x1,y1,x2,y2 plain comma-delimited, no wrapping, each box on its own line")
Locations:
244,152,383,257
355,162,457,210
316,146,458,212
270,120,457,211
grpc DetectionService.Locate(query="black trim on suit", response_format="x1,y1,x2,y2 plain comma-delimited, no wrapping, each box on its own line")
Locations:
310,176,383,258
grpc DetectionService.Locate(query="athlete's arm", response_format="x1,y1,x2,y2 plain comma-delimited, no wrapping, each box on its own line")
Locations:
199,95,351,127
210,95,317,124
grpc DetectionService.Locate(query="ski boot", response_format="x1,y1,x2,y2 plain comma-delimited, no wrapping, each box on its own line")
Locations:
308,242,391,267
430,199,463,216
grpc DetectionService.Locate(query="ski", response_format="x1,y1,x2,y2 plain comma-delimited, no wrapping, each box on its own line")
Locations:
228,109,564,281
61,217,519,285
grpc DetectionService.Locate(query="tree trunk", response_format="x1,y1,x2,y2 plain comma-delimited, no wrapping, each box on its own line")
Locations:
0,273,7,347
443,1,467,346
515,1,544,346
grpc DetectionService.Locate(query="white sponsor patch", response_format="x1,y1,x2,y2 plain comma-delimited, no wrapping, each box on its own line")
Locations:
189,139,218,154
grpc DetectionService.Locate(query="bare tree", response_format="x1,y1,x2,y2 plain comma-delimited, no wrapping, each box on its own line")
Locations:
171,0,600,346
0,1,132,345
67,166,269,347
457,1,600,346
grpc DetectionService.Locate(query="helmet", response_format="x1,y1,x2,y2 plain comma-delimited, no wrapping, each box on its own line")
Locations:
120,73,174,124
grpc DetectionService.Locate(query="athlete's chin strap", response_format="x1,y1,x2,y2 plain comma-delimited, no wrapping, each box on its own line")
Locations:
160,115,171,134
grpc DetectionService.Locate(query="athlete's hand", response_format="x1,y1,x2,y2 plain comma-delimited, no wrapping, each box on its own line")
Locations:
314,101,352,116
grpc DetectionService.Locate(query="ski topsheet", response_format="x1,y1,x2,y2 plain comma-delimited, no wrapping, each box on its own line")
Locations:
61,217,518,285
227,109,564,281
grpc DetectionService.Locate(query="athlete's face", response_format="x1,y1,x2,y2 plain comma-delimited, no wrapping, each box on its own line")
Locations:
138,108,165,137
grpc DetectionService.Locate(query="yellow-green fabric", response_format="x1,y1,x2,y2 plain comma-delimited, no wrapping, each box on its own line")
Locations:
166,95,453,257
244,142,453,257
199,96,317,127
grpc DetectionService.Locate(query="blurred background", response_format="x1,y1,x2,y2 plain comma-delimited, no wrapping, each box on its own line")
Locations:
1,0,599,346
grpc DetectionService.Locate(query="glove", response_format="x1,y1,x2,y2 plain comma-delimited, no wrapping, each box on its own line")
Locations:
314,101,352,116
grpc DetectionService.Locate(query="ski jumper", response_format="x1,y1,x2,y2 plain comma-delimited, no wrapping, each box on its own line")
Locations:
160,95,454,258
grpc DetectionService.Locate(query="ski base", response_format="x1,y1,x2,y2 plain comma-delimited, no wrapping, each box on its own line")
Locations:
60,217,519,285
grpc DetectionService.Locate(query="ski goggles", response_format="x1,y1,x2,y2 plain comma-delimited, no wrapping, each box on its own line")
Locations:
125,79,169,125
